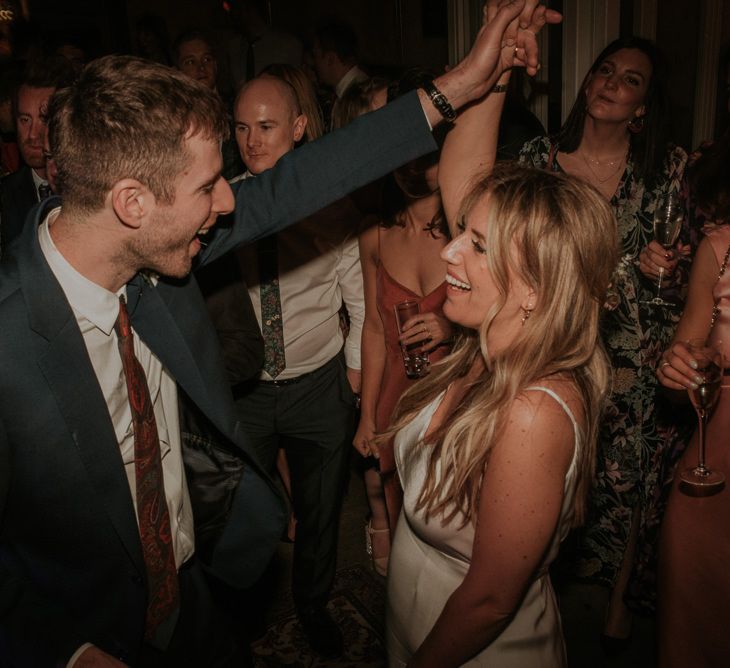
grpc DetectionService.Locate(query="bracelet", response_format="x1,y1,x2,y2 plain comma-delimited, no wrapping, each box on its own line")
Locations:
491,83,509,93
421,80,457,123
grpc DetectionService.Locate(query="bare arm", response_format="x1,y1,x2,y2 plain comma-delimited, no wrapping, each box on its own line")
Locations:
354,225,388,458
408,389,577,667
439,1,560,227
658,236,719,392
420,1,553,129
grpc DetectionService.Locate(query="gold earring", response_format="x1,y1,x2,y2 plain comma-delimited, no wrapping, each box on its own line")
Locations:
521,307,533,326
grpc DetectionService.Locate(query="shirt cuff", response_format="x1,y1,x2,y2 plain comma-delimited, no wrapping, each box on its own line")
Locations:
344,340,361,371
67,642,95,667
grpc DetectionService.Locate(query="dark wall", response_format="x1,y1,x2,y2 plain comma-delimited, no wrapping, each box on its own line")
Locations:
655,0,701,150
124,0,448,70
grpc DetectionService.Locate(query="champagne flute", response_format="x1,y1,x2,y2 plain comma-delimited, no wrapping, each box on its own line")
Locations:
642,190,685,307
680,339,725,492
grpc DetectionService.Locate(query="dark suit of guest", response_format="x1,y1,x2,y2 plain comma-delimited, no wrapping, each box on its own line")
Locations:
0,165,38,249
0,92,436,666
195,249,265,386
234,195,364,616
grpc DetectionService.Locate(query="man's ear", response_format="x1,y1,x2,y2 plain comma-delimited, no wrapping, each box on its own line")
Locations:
293,114,307,142
110,179,154,229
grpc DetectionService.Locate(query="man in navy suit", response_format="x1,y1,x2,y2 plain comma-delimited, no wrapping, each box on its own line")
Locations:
0,3,546,664
0,57,74,250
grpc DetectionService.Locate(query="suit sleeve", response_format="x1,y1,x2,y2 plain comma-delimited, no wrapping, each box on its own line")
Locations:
0,420,89,666
201,91,437,264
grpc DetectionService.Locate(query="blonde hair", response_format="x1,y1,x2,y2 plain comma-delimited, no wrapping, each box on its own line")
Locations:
386,163,617,527
331,76,389,130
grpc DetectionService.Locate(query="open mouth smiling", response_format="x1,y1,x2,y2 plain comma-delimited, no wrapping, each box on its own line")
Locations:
446,273,471,291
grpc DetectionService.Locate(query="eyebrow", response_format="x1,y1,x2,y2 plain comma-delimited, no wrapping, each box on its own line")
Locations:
470,226,486,242
602,59,647,80
199,171,220,189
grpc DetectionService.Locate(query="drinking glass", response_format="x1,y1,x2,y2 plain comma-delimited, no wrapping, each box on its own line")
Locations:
642,190,685,307
394,300,430,379
680,339,725,492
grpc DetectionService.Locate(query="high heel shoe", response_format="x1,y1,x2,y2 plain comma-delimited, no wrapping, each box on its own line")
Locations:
365,519,390,577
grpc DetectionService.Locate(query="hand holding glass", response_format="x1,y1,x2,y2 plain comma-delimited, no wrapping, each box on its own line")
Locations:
394,300,430,379
642,190,684,307
680,339,725,493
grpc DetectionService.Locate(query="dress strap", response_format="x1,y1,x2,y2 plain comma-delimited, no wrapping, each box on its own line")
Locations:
524,386,579,437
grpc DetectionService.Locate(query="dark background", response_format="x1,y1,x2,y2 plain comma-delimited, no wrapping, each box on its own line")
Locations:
2,0,729,143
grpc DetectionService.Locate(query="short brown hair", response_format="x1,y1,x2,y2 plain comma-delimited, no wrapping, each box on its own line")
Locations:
48,55,229,213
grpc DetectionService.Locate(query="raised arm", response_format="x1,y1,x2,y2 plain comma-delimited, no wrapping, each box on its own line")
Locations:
203,2,560,264
439,1,560,227
407,389,578,667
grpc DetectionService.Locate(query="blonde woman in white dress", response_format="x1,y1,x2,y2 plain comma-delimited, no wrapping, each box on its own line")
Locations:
383,7,615,665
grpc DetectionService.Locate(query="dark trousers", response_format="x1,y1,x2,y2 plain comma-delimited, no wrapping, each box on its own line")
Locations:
234,352,356,610
137,559,247,667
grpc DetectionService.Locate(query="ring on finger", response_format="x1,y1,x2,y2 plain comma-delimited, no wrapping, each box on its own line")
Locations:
660,361,671,370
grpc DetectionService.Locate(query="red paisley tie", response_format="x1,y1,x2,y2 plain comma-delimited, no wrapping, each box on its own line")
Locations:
115,295,179,642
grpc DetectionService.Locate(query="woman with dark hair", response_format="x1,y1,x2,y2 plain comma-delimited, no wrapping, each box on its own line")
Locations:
520,37,690,644
352,70,454,576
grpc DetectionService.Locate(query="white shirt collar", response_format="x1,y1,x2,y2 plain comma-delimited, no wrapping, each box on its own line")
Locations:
38,209,123,336
30,168,49,199
335,66,367,98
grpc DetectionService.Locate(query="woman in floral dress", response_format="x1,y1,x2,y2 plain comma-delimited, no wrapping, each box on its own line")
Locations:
520,37,692,645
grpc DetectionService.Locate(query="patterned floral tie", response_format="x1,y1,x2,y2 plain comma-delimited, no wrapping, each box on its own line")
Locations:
258,234,286,378
114,296,179,642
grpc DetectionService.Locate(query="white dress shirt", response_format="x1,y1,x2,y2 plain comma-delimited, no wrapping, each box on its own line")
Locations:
30,168,50,200
39,209,195,569
335,66,368,99
232,175,365,380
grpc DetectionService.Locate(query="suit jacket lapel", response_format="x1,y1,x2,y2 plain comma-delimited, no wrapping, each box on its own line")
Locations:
17,213,146,575
127,273,236,438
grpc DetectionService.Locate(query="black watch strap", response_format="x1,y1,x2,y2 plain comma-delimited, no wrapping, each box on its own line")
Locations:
421,80,457,123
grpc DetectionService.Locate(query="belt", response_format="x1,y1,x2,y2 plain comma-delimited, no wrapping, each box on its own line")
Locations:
258,369,318,386
258,353,341,387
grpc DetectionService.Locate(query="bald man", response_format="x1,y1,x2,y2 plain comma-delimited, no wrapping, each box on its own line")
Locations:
229,77,365,658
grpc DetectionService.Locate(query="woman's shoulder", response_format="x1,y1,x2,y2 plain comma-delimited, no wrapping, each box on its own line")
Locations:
496,379,581,473
516,377,585,436
704,224,730,261
358,218,382,258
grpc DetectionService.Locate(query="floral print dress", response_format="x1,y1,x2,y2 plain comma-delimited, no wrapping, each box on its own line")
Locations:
520,137,693,611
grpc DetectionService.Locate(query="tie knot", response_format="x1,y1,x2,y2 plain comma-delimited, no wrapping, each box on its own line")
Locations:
38,183,52,200
115,295,131,339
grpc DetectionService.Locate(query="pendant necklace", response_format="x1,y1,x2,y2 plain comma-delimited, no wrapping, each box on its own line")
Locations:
580,150,627,184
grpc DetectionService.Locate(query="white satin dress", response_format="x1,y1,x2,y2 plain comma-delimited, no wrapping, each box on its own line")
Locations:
386,387,579,667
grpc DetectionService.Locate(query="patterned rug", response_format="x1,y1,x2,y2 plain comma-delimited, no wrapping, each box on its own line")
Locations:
252,565,387,667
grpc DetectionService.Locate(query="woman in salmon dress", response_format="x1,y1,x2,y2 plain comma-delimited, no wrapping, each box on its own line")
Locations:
656,129,730,667
355,141,453,575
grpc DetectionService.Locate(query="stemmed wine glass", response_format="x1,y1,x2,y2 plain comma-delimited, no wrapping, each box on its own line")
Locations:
680,339,725,492
642,190,685,307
